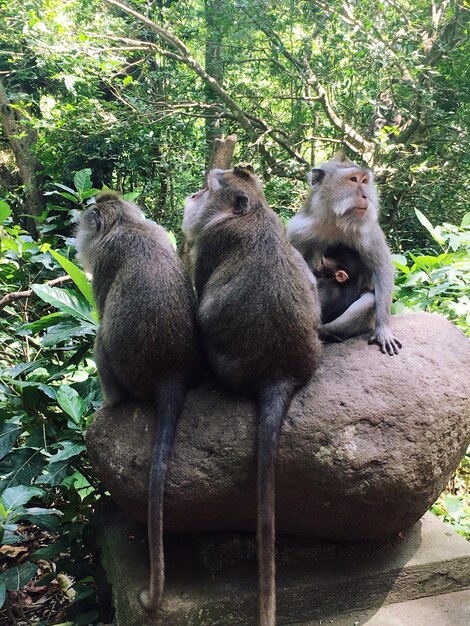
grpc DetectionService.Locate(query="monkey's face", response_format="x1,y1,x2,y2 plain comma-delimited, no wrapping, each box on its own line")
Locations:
308,154,379,230
183,166,266,241
314,256,349,283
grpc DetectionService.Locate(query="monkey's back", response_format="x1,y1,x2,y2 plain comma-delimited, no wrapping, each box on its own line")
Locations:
196,210,321,392
93,222,199,400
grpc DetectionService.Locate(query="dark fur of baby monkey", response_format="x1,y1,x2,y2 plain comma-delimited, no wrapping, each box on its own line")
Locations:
183,167,322,626
76,193,201,615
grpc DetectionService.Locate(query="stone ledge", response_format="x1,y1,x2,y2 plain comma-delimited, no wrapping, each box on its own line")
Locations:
96,503,470,626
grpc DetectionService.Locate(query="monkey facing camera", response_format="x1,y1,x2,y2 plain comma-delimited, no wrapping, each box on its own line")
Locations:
76,193,201,615
287,151,402,356
183,166,322,626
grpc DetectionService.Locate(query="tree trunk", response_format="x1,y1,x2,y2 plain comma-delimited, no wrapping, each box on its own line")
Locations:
204,0,225,168
0,79,45,236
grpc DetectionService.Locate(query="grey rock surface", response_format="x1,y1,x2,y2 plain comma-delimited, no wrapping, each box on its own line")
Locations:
87,312,470,539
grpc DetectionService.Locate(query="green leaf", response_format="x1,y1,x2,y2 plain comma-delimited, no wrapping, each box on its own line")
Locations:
415,209,446,246
121,191,140,201
0,200,12,222
0,485,43,512
36,460,71,486
31,284,96,324
460,212,470,228
0,423,21,461
0,562,38,591
0,448,46,487
41,319,96,346
73,169,92,196
47,248,97,312
49,440,86,463
56,386,85,423
0,581,5,609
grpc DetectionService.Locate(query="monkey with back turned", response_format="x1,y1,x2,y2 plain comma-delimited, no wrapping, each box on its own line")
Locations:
183,166,322,626
76,193,201,615
287,151,402,355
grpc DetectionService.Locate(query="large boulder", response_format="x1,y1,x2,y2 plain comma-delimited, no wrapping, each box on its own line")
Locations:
86,312,470,540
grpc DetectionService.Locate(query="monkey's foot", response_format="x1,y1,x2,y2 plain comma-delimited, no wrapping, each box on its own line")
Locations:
368,327,402,356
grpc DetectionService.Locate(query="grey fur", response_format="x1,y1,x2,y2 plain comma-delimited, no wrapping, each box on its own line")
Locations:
76,193,201,613
287,152,402,356
183,167,322,626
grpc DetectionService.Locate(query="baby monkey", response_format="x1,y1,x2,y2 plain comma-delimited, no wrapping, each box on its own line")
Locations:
314,244,373,341
76,193,201,615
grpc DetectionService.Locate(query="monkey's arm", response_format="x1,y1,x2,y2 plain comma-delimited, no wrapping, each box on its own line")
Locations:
321,291,375,339
366,233,402,356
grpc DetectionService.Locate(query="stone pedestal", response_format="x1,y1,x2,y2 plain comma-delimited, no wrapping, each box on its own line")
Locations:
96,503,470,626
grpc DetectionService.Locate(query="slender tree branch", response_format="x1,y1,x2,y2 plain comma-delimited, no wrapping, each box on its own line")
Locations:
101,0,307,170
0,275,72,312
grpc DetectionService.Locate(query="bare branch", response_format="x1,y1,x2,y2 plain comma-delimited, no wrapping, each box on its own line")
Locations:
0,275,72,312
101,0,307,171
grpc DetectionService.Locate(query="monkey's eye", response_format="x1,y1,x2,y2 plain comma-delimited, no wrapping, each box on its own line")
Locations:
233,194,250,215
350,176,358,183
362,177,368,184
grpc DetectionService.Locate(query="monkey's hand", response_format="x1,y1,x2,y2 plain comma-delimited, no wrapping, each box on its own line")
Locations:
318,327,343,343
368,325,402,356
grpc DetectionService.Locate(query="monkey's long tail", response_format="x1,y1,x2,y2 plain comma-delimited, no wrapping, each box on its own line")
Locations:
257,380,294,626
141,379,186,614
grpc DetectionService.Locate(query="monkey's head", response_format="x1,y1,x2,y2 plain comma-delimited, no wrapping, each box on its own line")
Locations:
307,151,379,231
313,244,362,284
183,165,266,242
76,192,145,271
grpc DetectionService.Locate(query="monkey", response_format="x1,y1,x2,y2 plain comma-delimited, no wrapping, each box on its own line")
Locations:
287,151,402,356
76,193,201,614
313,244,374,342
183,166,322,626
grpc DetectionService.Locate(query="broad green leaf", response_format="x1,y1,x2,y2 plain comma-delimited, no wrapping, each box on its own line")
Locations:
0,200,11,222
36,459,71,486
73,169,92,196
166,230,177,250
0,485,43,512
0,423,20,461
0,562,38,591
52,182,77,195
47,248,97,312
41,319,96,346
460,212,470,228
122,191,140,201
5,360,47,379
0,448,46,488
56,386,85,423
31,284,96,324
18,312,66,333
49,440,86,463
415,209,446,246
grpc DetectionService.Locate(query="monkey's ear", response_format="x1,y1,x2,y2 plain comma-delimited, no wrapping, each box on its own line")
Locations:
335,269,349,283
89,208,102,232
233,194,250,215
309,168,326,186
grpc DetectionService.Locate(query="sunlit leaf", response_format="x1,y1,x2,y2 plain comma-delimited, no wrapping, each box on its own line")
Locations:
31,284,96,324
56,386,85,423
0,485,43,512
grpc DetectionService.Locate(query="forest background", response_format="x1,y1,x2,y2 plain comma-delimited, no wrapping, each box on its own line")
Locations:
0,1,469,624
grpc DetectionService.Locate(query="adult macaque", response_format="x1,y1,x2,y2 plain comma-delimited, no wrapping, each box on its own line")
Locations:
287,151,402,356
76,194,201,614
183,166,321,626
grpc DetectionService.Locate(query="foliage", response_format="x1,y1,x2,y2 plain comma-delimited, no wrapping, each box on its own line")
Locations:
0,0,469,622
392,210,470,335
0,182,102,621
